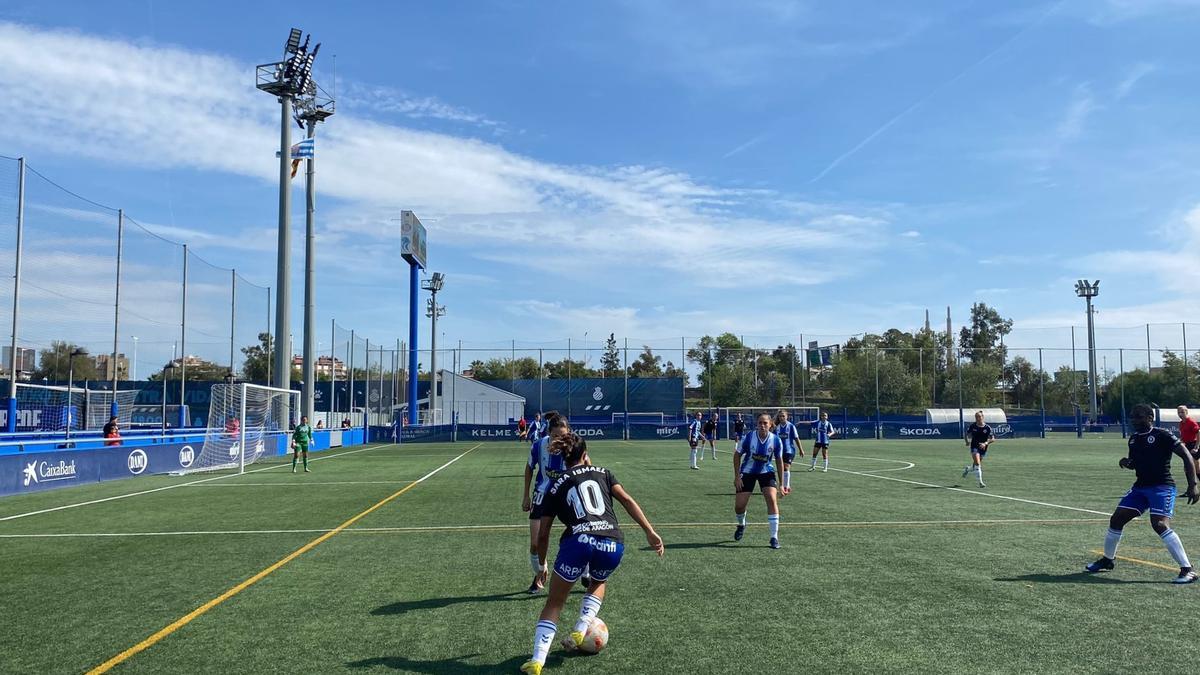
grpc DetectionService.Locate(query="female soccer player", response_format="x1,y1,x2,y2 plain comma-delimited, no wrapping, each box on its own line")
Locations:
522,412,570,593
1085,403,1199,583
520,432,664,675
733,412,784,548
809,411,836,472
733,413,746,444
688,411,703,469
774,409,803,495
962,411,993,487
291,415,313,473
703,412,719,460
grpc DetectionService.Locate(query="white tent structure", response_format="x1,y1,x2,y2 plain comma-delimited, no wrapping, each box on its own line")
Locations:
439,370,526,425
926,408,1008,425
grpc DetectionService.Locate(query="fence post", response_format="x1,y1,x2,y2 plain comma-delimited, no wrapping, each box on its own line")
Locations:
330,319,337,423
111,208,123,418
178,244,188,428
1038,348,1045,438
349,329,355,422
956,348,965,438
266,286,272,384
1147,323,1152,371
874,348,881,439
623,338,629,439
800,332,806,405
1070,326,1078,410
364,338,371,423
1120,348,1127,438
538,348,544,414
6,157,24,432
229,269,237,377
1184,322,1190,402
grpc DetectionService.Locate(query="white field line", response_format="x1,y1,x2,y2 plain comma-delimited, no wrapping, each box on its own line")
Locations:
0,443,399,523
831,455,915,473
0,518,1108,539
184,481,418,487
716,448,1109,516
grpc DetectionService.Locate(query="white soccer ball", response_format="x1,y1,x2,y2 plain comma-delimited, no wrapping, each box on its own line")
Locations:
577,619,608,654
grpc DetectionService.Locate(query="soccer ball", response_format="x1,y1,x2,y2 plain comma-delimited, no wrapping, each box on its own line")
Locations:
577,619,608,654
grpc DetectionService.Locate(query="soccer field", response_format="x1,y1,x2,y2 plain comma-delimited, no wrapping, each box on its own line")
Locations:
0,437,1195,674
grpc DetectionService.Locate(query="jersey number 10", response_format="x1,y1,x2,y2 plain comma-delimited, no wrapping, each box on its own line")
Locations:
566,480,606,519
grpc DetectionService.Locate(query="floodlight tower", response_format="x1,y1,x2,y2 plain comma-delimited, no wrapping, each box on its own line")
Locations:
1075,279,1100,423
400,211,427,425
295,68,335,423
423,273,446,423
256,28,321,398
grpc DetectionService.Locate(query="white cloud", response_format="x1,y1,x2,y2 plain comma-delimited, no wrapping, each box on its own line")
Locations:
0,21,894,296
1114,62,1157,99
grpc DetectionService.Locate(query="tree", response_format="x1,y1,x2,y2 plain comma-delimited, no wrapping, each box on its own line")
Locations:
31,341,100,381
241,333,272,381
601,334,621,377
543,358,598,379
468,357,540,381
942,361,1003,409
1002,356,1041,411
958,302,1013,365
629,346,663,378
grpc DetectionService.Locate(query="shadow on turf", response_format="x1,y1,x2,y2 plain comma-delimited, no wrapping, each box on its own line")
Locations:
349,653,572,673
648,540,740,551
373,591,541,615
996,572,1163,585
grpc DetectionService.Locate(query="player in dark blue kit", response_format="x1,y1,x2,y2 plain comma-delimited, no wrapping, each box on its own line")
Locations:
520,432,664,675
961,411,993,488
733,412,785,549
732,414,746,444
1085,404,1200,583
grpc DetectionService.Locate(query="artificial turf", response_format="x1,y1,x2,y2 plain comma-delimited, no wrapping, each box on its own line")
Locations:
0,436,1196,674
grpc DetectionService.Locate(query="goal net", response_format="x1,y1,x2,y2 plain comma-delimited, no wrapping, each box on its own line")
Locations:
722,406,820,439
612,412,666,425
11,383,138,432
182,383,298,474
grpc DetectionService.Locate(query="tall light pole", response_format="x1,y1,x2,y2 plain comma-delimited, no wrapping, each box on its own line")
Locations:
422,273,446,423
256,28,321,400
131,336,138,381
1075,279,1100,423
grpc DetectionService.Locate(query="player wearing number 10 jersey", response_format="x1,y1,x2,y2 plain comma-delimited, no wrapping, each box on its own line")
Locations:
520,432,664,675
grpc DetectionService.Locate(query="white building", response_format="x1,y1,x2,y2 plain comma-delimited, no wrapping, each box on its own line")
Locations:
439,370,525,425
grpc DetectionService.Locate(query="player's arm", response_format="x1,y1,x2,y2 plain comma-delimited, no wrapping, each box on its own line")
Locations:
774,439,784,485
792,427,805,456
732,440,743,492
1170,441,1199,504
522,459,535,512
612,484,664,556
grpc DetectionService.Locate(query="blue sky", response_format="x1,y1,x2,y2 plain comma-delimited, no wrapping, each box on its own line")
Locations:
2,0,1200,373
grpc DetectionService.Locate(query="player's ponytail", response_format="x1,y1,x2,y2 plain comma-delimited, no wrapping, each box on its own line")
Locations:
552,432,588,467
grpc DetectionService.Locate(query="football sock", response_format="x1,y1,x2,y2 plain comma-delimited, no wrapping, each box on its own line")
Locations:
1161,529,1191,568
768,514,779,539
291,455,297,470
810,456,817,467
690,449,698,468
530,553,540,575
1104,527,1123,559
736,512,747,527
823,457,829,470
574,593,603,634
975,465,983,482
531,620,557,665
783,470,791,489
302,453,308,469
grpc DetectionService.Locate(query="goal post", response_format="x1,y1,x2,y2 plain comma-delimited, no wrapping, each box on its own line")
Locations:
182,382,298,474
10,383,138,432
721,406,820,440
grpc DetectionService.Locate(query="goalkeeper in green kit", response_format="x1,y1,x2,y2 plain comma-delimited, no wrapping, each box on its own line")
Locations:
292,415,314,473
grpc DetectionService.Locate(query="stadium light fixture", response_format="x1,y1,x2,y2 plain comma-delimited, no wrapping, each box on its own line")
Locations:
422,273,447,422
285,28,303,55
1074,279,1100,425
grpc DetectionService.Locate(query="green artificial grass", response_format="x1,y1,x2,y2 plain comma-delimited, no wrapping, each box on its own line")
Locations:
1,437,1195,674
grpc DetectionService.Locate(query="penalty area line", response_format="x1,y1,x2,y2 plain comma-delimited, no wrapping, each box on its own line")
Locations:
1091,549,1178,572
0,443,399,523
85,443,481,675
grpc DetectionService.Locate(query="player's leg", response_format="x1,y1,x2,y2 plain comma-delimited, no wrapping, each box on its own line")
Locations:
291,446,299,473
1148,489,1195,583
566,540,623,649
809,445,818,471
974,450,985,486
710,437,718,460
527,513,547,593
764,481,781,549
689,441,699,469
523,571,574,674
301,447,309,472
782,456,793,494
821,446,829,472
1086,498,1142,572
734,484,752,540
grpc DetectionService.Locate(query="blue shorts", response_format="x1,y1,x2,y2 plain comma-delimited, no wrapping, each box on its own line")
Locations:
782,451,797,464
705,432,716,441
554,534,624,583
1118,485,1176,518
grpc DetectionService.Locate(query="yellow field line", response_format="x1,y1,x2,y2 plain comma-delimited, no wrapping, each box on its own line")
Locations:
87,444,481,674
1091,549,1178,572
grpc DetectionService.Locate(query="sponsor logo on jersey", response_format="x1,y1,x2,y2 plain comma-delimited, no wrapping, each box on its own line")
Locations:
900,427,941,436
23,459,78,487
578,534,618,552
178,445,195,468
127,449,148,475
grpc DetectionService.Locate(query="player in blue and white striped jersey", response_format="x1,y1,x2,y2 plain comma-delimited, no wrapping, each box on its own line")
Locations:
688,411,704,469
774,410,804,495
809,411,836,473
733,412,785,549
522,412,569,593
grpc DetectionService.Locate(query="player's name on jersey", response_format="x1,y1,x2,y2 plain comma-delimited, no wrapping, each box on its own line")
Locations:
571,521,619,536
